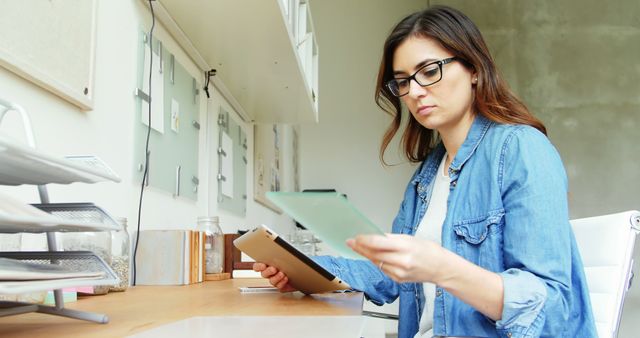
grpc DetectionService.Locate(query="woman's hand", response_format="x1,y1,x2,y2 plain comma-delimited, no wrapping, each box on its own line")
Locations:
349,234,505,321
252,262,298,292
347,234,446,283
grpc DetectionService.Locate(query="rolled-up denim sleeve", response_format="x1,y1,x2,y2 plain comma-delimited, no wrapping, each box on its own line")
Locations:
496,127,572,337
496,269,547,336
312,255,399,305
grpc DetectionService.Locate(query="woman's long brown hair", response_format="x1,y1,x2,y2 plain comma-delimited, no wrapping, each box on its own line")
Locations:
376,6,546,164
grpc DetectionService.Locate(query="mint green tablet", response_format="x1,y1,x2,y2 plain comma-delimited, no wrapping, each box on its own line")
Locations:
266,192,385,260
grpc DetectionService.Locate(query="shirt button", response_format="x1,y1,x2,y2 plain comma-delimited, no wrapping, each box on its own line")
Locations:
506,333,512,338
451,181,457,187
436,289,442,297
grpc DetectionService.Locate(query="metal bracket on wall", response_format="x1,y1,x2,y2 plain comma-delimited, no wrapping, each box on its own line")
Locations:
143,33,163,74
217,110,229,203
157,41,163,73
192,120,200,130
173,165,181,197
218,112,228,129
136,150,151,187
192,176,199,193
193,78,199,104
169,54,175,84
134,88,150,103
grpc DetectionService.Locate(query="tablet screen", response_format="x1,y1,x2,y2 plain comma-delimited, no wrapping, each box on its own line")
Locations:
266,192,384,260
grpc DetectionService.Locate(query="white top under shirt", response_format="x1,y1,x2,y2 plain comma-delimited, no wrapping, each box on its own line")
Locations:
414,155,450,338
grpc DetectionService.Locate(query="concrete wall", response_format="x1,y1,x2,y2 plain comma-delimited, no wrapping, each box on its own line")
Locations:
432,0,640,218
306,0,639,335
432,0,640,335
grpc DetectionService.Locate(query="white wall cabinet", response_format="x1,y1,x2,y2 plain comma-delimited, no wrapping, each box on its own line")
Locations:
153,0,319,123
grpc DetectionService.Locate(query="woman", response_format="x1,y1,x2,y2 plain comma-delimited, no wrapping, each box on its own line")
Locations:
254,6,596,338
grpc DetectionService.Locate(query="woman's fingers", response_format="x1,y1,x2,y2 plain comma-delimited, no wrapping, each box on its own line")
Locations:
253,262,267,272
348,234,407,262
348,234,401,254
274,275,289,290
269,271,286,288
258,265,279,279
252,263,298,292
348,235,437,282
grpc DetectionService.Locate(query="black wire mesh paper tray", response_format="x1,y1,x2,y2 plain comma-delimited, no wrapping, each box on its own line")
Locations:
0,202,120,233
28,202,121,232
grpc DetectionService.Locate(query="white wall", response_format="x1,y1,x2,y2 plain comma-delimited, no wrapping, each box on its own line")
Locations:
1,0,145,247
302,0,426,245
302,0,429,334
0,0,296,246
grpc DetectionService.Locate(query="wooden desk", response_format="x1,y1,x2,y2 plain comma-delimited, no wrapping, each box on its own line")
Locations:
0,279,363,338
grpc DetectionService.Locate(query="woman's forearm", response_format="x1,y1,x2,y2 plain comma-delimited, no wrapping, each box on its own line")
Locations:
434,248,504,321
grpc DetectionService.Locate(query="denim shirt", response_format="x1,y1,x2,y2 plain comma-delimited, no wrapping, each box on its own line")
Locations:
314,115,597,338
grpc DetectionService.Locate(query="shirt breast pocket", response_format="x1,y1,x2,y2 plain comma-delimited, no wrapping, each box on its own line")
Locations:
451,210,505,270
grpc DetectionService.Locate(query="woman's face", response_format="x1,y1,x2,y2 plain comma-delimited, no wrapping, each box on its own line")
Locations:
392,36,476,133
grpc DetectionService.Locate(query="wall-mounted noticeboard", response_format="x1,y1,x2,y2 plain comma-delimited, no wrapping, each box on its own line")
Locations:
0,0,98,110
216,107,247,216
134,30,200,200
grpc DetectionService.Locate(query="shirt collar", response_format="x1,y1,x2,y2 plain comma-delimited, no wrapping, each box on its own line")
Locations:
412,114,493,184
449,114,493,171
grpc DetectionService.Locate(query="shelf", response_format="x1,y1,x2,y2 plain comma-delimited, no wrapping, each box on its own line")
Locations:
0,134,121,186
0,99,120,324
154,0,318,123
0,251,119,295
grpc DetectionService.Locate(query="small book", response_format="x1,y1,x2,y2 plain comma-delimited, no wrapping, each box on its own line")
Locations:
135,230,188,285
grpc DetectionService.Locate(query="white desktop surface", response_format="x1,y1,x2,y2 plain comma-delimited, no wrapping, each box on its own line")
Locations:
127,315,367,338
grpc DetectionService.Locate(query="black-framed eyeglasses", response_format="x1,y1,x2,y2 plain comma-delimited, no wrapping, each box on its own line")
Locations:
386,57,458,97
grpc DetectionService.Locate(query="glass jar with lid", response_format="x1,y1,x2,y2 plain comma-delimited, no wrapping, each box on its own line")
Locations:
197,216,224,274
109,217,130,292
59,230,111,295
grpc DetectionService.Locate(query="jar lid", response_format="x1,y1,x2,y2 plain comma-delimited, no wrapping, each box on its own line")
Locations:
197,216,219,223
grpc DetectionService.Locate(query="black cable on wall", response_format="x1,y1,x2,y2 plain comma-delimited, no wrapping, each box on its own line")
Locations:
132,0,156,286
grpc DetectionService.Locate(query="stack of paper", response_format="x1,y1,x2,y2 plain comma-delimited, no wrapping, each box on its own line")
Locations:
0,257,105,281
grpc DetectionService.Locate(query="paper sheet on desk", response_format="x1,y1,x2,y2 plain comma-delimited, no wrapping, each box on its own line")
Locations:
266,192,385,260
